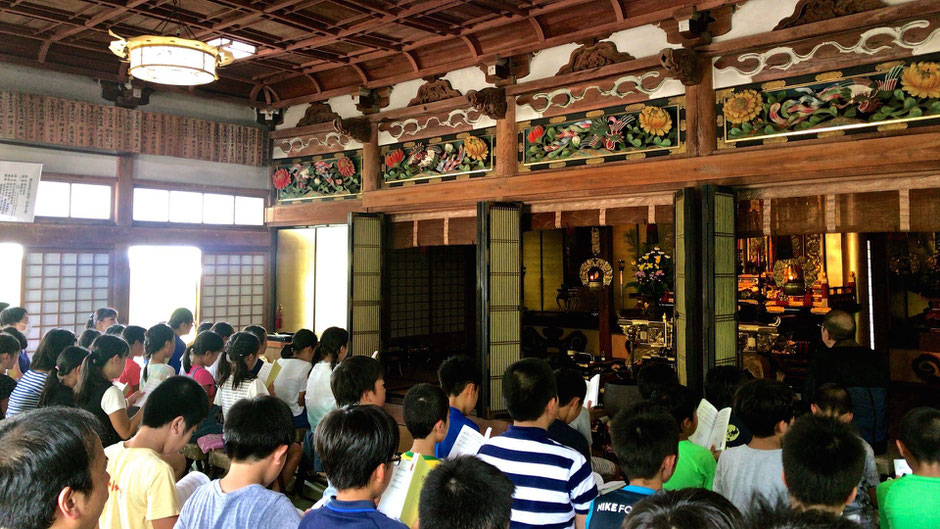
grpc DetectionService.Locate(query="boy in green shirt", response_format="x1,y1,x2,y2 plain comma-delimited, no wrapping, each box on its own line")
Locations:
656,384,718,491
402,383,449,467
877,406,940,529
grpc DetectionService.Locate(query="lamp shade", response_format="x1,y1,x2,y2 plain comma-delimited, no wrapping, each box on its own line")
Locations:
110,33,233,86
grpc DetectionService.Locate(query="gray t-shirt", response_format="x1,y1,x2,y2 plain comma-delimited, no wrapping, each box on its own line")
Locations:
713,445,788,514
843,439,879,529
175,480,301,529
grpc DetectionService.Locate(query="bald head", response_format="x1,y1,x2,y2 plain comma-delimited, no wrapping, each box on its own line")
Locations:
822,310,856,342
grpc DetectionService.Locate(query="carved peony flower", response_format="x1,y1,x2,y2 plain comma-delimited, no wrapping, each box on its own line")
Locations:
527,125,545,144
722,89,763,124
272,168,291,190
314,161,331,176
638,106,672,136
463,136,489,161
901,62,940,99
385,148,404,168
336,157,355,178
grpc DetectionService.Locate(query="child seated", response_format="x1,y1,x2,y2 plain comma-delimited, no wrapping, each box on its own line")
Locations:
877,406,940,529
300,405,407,529
781,414,866,516
713,379,794,514
637,360,679,400
656,384,717,491
402,383,449,466
330,355,386,407
176,396,301,528
120,325,146,393
586,402,678,529
418,456,515,529
811,383,879,528
548,368,591,464
705,366,754,449
434,355,481,459
477,358,597,529
99,376,209,529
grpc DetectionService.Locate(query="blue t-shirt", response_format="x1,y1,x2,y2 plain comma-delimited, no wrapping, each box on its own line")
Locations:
16,350,29,375
175,480,300,529
299,498,407,529
435,406,479,458
586,485,656,529
168,335,185,375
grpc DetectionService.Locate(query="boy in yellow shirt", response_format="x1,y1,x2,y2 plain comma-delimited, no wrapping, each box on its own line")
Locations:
402,383,449,467
99,376,208,529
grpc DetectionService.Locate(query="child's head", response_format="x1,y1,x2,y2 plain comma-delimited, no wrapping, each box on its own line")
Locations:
403,383,449,442
122,325,146,357
144,323,175,362
209,321,235,344
288,328,318,361
182,330,225,373
104,324,125,336
623,489,743,529
610,402,678,483
315,327,348,367
810,383,853,423
897,406,940,469
554,368,587,423
637,360,679,400
38,345,90,407
243,325,267,346
438,355,481,411
331,355,385,407
168,307,195,334
503,358,557,423
744,498,863,529
705,366,753,410
418,456,515,529
2,326,27,351
79,329,102,349
734,379,794,439
142,376,209,453
782,415,865,512
0,333,20,370
87,307,118,332
0,306,28,330
75,335,129,403
225,395,295,486
653,383,699,437
32,329,77,372
315,405,399,497
197,322,214,334
217,332,261,390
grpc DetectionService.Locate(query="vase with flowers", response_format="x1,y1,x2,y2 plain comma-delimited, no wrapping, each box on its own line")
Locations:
627,246,674,319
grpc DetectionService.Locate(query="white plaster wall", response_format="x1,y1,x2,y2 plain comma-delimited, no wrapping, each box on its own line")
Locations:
0,142,117,177
136,154,268,189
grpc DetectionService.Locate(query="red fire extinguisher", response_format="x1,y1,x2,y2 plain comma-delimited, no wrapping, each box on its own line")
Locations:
275,304,283,331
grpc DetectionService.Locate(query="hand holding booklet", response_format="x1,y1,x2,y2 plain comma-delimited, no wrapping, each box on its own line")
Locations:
688,398,732,452
377,455,433,527
448,424,492,458
584,374,600,409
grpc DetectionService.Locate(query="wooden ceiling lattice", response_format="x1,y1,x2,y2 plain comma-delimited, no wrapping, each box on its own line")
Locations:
0,0,729,107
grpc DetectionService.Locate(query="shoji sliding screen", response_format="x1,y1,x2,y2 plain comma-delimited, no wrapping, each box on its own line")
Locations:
348,213,385,357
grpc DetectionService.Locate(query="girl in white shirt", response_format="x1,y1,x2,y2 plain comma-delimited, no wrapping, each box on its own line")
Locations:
139,323,177,402
272,329,317,427
304,327,349,430
214,331,268,420
74,334,141,447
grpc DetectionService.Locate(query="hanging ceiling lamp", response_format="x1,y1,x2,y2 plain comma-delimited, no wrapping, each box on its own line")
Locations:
108,0,233,86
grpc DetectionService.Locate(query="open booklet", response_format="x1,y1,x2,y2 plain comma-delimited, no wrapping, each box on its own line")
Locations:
449,424,493,458
688,398,732,452
377,454,433,528
584,374,600,409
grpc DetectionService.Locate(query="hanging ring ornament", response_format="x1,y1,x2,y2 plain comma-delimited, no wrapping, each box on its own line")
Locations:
109,30,234,86
580,257,613,287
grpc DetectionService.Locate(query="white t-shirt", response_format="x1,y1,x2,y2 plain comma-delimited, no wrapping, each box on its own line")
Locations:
101,385,127,415
137,363,176,408
272,358,313,418
214,377,268,419
304,361,336,428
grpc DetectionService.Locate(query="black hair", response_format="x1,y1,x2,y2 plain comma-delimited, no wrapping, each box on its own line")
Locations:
225,395,295,462
86,307,118,329
0,302,8,313
821,310,856,342
79,328,102,349
610,402,679,481
502,358,557,422
418,456,515,529
37,346,89,408
331,355,384,407
438,355,481,397
168,308,194,330
0,333,20,357
290,328,318,359
197,322,214,334
554,368,587,407
182,330,225,374
142,376,209,430
899,406,940,464
623,488,744,529
705,366,754,410
32,328,77,372
74,334,129,404
782,415,865,508
210,321,235,339
217,331,261,390
744,498,863,529
0,306,27,326
279,343,294,359
143,323,175,383
812,383,853,416
122,325,146,347
637,360,679,400
315,404,399,490
243,325,267,346
105,324,126,336
734,379,794,438
315,327,348,368
2,326,27,350
653,383,699,427
403,383,449,439
0,407,103,529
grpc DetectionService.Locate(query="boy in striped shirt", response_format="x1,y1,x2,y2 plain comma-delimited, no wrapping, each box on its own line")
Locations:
478,358,598,529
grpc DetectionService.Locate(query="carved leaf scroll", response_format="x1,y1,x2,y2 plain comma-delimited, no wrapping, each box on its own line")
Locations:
660,48,701,86
296,101,341,127
775,0,887,30
557,41,635,75
409,77,462,106
467,87,507,120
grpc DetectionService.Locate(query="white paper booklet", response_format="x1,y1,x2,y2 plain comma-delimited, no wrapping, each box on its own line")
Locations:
376,455,432,527
448,424,492,458
584,374,600,409
688,398,732,451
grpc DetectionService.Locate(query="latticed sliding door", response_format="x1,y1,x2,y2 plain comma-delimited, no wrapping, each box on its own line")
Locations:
477,202,522,416
348,213,385,356
674,190,696,387
703,185,738,368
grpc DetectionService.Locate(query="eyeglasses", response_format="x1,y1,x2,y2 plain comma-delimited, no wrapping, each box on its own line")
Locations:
388,454,402,465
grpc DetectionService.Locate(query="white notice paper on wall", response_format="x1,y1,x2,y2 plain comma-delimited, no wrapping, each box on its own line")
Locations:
0,162,42,223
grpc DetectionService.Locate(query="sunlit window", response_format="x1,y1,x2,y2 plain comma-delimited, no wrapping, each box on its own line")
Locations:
169,191,204,224
134,187,262,226
133,188,169,222
35,181,112,219
234,196,264,226
128,245,201,346
203,194,234,225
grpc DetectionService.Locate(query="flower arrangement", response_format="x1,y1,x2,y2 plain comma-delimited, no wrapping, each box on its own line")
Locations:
274,154,362,201
627,247,673,299
383,135,493,182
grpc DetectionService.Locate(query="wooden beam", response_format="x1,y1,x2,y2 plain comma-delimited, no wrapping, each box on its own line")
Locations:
266,198,362,227
360,124,380,194
684,54,715,157
492,92,516,178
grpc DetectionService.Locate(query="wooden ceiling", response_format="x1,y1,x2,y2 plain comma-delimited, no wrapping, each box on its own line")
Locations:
0,0,733,108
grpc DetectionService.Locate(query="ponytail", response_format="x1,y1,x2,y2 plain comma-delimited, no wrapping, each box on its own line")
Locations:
315,327,349,368
38,346,88,407
216,332,260,390
288,328,317,361
183,330,224,374
142,323,174,383
74,335,128,404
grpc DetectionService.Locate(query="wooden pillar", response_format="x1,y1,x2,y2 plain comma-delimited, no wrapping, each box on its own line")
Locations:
112,154,134,323
361,123,380,194
493,94,516,178
685,55,716,158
